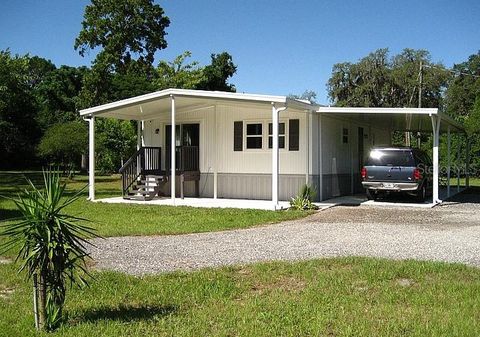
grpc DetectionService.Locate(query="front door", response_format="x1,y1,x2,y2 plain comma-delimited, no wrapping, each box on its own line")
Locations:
165,124,200,171
165,124,199,147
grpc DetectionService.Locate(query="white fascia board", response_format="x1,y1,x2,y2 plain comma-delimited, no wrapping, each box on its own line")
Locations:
316,107,438,115
438,111,465,132
285,98,317,111
79,88,288,116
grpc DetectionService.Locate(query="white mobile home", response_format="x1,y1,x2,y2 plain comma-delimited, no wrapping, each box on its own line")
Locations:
80,89,467,208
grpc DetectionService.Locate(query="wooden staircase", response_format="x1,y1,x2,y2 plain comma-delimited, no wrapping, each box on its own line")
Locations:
119,146,201,201
127,175,167,201
119,147,163,200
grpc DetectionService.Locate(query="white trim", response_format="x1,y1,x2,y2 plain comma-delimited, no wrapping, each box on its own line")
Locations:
245,122,264,150
318,107,438,115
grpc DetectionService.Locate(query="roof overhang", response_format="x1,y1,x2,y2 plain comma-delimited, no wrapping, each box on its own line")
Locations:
79,88,315,120
316,107,464,133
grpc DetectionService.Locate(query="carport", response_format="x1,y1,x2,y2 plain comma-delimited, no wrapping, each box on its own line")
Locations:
316,107,469,204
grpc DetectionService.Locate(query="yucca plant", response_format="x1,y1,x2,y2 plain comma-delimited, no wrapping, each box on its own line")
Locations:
289,184,319,210
0,170,98,331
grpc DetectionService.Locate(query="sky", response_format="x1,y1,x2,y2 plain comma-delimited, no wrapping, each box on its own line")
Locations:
0,0,479,104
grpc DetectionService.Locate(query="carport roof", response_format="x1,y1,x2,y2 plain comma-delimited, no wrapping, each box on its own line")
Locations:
316,107,464,133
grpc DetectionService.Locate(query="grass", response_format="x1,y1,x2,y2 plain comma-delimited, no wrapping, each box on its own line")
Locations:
446,176,480,187
1,257,480,336
2,171,480,335
0,171,309,238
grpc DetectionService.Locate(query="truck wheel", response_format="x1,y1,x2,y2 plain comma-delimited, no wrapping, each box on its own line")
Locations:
366,189,377,200
416,185,426,202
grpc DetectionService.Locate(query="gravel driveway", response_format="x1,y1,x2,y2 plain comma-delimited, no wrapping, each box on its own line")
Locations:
89,190,480,275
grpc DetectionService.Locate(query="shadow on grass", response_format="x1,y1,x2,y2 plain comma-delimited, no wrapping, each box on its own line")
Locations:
447,186,480,204
73,304,177,324
0,209,22,221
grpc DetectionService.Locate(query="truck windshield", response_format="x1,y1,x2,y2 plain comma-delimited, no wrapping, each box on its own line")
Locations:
366,149,415,166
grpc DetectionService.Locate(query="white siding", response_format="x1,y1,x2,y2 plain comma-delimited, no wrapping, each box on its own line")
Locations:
142,104,308,176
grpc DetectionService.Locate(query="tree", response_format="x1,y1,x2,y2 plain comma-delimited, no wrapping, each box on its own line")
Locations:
327,48,451,147
38,122,88,176
288,90,317,104
327,48,449,108
34,65,87,131
154,51,205,90
74,0,170,74
96,118,136,173
0,170,97,331
0,50,40,168
445,52,480,121
197,52,237,92
445,52,480,174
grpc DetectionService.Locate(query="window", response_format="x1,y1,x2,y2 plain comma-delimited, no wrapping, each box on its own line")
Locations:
342,128,349,144
246,123,263,149
268,122,286,149
289,119,299,151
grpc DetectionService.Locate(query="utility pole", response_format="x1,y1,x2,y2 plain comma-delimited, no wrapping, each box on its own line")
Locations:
417,61,423,148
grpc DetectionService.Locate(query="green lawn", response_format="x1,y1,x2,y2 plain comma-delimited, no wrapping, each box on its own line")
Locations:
447,176,480,187
1,257,480,336
2,171,480,336
0,172,309,237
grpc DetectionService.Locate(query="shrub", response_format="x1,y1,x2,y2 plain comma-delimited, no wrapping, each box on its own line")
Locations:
0,169,98,331
289,185,318,211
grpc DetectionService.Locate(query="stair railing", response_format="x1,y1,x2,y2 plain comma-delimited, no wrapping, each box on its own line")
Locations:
119,147,161,197
165,146,199,173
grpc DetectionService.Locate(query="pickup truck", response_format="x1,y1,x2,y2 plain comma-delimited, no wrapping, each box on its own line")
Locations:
361,147,432,202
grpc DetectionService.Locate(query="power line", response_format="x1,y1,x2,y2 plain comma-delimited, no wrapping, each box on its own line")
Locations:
423,64,480,79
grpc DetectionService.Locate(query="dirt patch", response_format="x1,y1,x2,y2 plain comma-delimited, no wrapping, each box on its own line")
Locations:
0,286,15,300
250,276,307,295
395,278,415,287
0,257,13,265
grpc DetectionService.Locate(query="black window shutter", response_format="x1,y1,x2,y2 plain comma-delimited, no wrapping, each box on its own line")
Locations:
289,119,299,151
234,121,243,151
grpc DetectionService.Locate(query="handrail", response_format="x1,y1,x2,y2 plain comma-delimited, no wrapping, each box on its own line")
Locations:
119,147,143,174
165,146,199,172
119,147,161,197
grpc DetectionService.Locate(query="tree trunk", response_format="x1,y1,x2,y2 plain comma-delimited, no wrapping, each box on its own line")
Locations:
37,270,47,331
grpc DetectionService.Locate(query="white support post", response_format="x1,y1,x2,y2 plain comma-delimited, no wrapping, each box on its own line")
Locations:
447,126,451,198
318,113,323,201
137,121,142,150
457,137,461,192
270,104,287,209
170,95,176,204
272,104,279,209
431,115,441,204
214,104,218,199
305,111,310,184
88,116,95,201
136,120,142,176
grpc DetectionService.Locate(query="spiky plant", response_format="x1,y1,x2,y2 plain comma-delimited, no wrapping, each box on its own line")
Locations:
289,184,319,210
0,170,98,330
